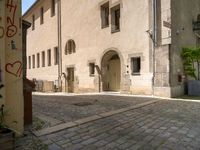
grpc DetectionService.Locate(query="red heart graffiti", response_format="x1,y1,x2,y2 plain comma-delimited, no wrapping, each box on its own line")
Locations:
5,61,22,77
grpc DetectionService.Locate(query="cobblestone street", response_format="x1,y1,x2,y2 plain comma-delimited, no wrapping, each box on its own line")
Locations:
16,94,200,150
32,94,154,126
38,99,200,150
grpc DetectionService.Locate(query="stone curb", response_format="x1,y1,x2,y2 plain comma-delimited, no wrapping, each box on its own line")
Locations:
33,92,200,102
33,99,160,137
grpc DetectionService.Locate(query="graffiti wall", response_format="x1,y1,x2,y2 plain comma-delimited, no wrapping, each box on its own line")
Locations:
0,0,24,135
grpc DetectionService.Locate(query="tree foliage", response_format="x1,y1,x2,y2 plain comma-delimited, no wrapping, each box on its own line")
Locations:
182,47,200,80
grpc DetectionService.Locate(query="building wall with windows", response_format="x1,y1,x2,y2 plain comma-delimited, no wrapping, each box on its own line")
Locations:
60,0,152,94
23,0,59,84
23,0,200,97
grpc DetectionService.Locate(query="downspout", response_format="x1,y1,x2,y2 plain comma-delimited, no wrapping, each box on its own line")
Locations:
152,0,157,96
57,0,62,91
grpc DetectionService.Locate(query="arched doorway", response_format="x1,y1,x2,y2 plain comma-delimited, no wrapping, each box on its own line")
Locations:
101,50,121,91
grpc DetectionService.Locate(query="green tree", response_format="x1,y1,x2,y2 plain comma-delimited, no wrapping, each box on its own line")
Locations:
182,47,200,80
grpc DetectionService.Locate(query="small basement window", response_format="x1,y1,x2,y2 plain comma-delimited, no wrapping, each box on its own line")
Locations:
131,57,141,75
89,63,95,76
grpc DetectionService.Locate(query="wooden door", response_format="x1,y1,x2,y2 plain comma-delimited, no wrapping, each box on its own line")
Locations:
67,68,74,93
108,59,120,91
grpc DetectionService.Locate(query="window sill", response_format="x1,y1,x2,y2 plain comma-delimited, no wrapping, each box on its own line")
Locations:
132,73,141,76
111,29,120,34
101,25,109,29
90,74,95,77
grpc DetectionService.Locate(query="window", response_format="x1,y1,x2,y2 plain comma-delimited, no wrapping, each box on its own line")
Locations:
32,15,35,30
101,2,109,28
65,40,76,55
197,14,200,46
131,57,141,75
89,63,95,76
32,55,35,69
47,49,51,66
40,7,44,24
51,0,56,17
42,51,45,67
28,56,31,69
111,5,120,33
54,47,59,65
37,53,40,68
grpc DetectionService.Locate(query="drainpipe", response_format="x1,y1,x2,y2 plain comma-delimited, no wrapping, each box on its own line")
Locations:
57,0,62,91
152,0,157,96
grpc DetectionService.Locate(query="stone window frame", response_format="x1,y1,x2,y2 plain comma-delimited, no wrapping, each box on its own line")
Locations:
131,57,141,75
88,60,96,77
111,4,121,33
100,1,110,29
128,53,144,76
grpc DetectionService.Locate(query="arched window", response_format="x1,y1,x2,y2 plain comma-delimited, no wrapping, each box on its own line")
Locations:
65,40,76,55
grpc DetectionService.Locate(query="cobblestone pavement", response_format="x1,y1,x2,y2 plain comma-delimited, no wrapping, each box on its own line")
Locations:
33,95,154,126
38,99,200,150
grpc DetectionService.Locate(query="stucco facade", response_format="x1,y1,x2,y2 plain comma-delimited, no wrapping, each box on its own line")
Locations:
23,0,200,97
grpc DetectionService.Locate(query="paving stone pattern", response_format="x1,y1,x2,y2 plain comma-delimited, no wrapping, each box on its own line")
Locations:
38,100,200,150
33,95,153,125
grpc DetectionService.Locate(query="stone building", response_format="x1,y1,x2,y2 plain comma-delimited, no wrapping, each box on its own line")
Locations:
23,0,200,97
